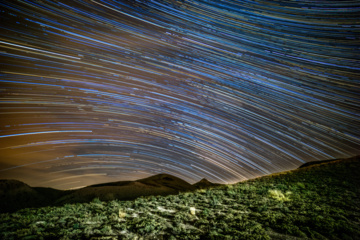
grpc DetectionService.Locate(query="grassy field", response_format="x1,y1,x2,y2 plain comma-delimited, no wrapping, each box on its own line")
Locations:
1,156,359,240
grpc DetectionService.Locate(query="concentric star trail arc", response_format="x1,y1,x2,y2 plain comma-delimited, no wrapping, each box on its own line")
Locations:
0,0,359,189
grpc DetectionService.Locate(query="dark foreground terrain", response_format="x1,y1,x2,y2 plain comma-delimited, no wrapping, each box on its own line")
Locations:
0,174,220,213
0,156,359,239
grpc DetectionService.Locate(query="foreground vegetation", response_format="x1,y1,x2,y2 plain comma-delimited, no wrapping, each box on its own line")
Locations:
1,156,359,239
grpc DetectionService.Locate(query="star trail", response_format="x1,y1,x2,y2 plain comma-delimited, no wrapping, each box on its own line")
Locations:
0,0,359,190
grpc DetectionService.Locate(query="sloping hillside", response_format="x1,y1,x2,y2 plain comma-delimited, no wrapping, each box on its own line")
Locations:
0,180,66,213
1,156,359,239
298,158,341,168
0,174,219,213
193,178,222,189
55,174,196,205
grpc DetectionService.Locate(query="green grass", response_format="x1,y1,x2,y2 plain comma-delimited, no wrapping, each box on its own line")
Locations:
1,157,359,239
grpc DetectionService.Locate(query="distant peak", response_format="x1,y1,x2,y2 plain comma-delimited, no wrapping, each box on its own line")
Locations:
198,178,211,183
139,173,184,182
0,179,30,189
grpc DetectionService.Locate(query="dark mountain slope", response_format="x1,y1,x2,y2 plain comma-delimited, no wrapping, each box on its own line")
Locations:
0,180,61,213
2,155,357,213
55,174,196,205
138,173,196,191
193,178,222,189
298,155,359,168
0,173,215,212
1,155,359,239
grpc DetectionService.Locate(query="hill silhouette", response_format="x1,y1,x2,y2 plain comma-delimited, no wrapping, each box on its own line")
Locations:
193,178,222,189
0,180,68,213
1,155,358,213
1,155,359,239
0,173,219,213
55,174,198,205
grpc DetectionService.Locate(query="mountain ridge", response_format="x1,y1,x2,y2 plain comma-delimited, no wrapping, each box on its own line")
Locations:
1,155,358,213
0,173,219,213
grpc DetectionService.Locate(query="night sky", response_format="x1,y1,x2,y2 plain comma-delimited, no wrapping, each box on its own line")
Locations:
1,0,359,190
